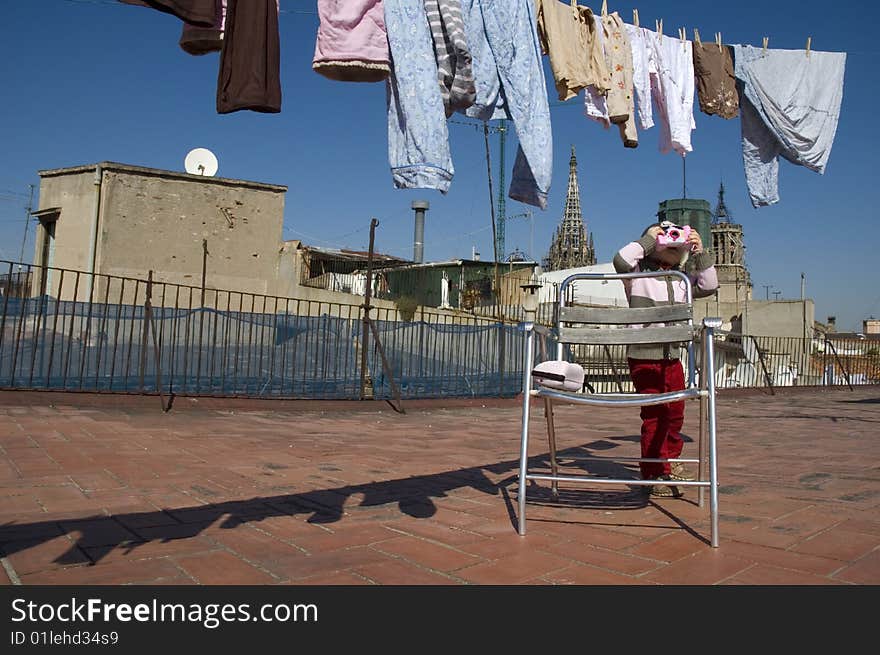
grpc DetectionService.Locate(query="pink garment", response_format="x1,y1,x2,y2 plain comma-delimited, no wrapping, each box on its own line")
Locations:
313,0,391,82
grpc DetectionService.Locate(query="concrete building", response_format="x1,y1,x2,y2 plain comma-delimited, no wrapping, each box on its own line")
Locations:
27,161,464,319
32,162,291,301
373,259,538,313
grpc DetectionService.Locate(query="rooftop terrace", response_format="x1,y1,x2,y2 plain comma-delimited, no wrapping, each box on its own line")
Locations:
0,388,877,585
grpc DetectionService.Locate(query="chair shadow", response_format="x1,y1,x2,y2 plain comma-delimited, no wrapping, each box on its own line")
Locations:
0,437,705,569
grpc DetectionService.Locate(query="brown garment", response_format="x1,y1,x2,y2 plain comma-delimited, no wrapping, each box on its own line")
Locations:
217,0,282,114
179,0,225,56
692,43,740,119
118,0,215,26
535,0,609,102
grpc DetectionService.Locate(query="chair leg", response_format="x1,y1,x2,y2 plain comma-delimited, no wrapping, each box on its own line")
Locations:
518,333,536,536
518,393,532,536
708,387,719,547
543,397,559,499
698,393,707,508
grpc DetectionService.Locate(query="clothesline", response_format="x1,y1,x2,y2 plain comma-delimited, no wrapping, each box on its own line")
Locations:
67,0,872,54
115,1,846,212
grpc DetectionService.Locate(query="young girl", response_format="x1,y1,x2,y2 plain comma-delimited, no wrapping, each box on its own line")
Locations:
612,223,718,497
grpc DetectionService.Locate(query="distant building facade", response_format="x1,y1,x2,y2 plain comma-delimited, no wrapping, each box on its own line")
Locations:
32,162,291,300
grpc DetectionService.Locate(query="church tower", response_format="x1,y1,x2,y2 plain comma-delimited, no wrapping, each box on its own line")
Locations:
544,146,596,271
710,182,752,305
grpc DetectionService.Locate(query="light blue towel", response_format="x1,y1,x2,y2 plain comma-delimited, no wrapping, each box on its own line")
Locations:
733,45,846,207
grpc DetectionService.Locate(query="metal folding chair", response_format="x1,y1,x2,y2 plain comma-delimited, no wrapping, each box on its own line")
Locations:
517,270,723,547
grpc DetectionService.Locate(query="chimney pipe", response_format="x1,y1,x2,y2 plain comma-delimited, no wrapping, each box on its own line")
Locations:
411,200,429,263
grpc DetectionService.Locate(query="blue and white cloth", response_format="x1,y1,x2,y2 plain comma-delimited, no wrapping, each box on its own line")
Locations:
733,45,847,207
460,0,552,208
384,0,454,193
383,0,551,208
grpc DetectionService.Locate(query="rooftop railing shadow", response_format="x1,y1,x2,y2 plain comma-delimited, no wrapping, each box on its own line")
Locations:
0,435,701,568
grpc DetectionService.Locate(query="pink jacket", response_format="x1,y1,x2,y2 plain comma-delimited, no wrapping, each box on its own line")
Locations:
313,0,391,82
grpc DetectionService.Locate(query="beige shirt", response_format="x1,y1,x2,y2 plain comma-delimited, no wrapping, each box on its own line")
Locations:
535,0,610,101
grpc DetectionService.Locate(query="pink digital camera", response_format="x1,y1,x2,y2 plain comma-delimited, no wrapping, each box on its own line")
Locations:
655,221,692,249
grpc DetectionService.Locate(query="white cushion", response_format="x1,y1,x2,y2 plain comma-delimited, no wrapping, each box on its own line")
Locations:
532,360,585,392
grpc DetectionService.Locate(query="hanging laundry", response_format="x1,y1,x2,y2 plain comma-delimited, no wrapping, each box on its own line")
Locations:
217,0,282,113
583,11,610,128
460,0,552,209
601,12,637,148
385,0,454,192
313,0,391,82
534,0,608,102
118,0,215,26
692,42,739,119
733,45,846,208
645,30,695,156
425,0,476,117
624,23,654,130
179,0,226,55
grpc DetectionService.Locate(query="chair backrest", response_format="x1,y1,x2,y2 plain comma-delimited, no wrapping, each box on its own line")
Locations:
554,270,697,387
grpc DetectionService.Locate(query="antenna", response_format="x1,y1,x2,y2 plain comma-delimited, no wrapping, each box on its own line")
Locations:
184,148,219,177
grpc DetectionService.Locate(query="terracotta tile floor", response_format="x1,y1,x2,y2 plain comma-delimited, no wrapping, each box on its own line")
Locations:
0,388,877,585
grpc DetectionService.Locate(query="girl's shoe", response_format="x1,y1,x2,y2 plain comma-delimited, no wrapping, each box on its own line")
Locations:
646,475,684,498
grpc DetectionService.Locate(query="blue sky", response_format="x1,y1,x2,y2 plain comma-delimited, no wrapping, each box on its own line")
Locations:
0,0,877,331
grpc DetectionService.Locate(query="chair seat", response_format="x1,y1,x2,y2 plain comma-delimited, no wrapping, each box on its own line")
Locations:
532,387,705,407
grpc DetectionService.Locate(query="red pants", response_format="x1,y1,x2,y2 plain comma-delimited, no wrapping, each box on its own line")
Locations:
627,358,685,479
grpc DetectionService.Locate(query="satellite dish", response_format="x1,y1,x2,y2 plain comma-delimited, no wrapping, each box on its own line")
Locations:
184,148,218,177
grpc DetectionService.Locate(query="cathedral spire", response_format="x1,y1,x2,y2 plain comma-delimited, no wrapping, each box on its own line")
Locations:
713,181,732,224
563,145,582,223
544,145,596,271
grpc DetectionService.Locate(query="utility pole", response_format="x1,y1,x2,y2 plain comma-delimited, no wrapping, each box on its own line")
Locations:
494,119,508,262
18,184,35,264
762,284,772,300
682,156,687,199
449,117,507,262
801,272,807,350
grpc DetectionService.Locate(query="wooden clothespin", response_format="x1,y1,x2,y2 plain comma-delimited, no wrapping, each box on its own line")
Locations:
679,27,686,42
601,0,607,17
716,32,723,52
694,28,701,46
762,36,769,54
633,8,639,27
806,36,812,58
656,19,663,43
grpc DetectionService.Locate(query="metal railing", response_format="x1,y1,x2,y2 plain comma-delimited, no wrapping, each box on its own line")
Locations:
2,260,875,401
557,331,879,394
0,261,524,401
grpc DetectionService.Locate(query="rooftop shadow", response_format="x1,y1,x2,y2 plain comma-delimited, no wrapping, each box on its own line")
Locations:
0,435,697,568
